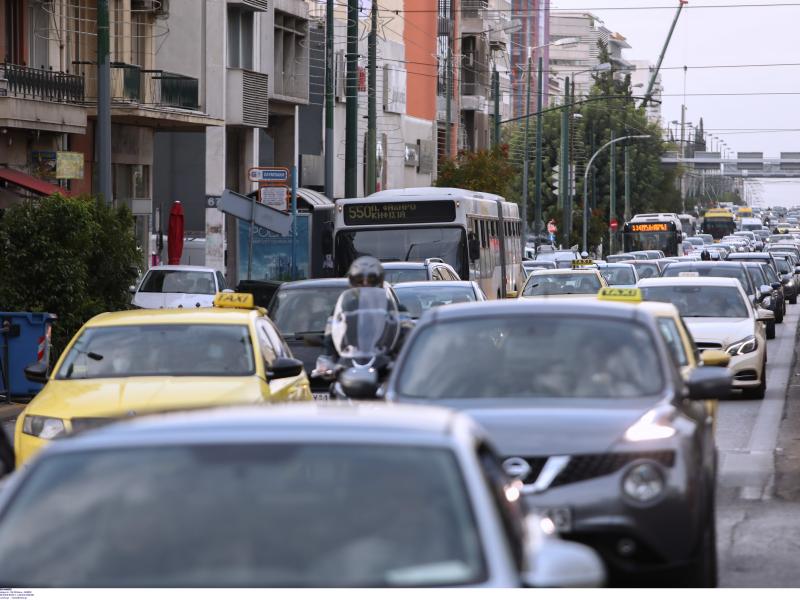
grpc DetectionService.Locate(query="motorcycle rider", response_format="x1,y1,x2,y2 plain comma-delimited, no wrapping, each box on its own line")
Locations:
314,257,409,393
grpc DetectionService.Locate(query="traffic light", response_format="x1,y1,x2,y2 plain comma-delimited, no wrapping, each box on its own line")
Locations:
552,164,560,196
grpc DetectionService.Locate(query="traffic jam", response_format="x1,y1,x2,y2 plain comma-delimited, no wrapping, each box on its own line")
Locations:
0,191,795,588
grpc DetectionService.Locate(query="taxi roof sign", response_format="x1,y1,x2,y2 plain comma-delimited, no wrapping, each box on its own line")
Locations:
572,259,596,268
597,288,643,303
678,272,700,277
213,292,255,309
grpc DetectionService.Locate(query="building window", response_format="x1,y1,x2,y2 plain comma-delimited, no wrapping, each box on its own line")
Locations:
5,0,24,64
228,6,253,70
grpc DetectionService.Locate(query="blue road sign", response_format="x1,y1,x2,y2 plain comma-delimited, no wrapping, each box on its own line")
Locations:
248,167,289,183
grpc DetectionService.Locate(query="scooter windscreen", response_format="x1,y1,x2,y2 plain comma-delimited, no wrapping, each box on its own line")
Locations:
331,287,400,361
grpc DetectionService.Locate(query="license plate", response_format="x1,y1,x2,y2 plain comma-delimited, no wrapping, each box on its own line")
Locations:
539,507,573,533
312,393,330,402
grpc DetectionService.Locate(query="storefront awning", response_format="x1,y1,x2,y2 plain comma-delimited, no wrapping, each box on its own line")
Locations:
0,168,71,197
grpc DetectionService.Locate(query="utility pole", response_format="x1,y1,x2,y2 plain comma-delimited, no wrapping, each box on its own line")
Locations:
445,32,453,157
680,103,687,213
324,0,334,199
492,67,500,148
521,55,532,250
366,2,377,196
96,0,112,205
641,0,687,108
345,0,358,197
609,130,617,255
533,55,544,240
624,146,631,222
560,77,570,248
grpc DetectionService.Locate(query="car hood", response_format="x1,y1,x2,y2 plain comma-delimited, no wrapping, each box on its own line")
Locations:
683,317,754,347
402,400,651,456
133,292,215,309
25,377,263,420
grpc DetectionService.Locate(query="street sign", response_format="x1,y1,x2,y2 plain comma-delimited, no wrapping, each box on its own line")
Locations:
248,167,289,183
610,218,619,232
217,189,292,236
259,186,288,211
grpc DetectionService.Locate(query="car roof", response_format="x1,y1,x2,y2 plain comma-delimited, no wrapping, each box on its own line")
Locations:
84,308,256,328
634,301,682,318
144,265,216,273
277,278,349,289
727,252,772,258
32,404,469,452
382,262,428,269
663,261,747,270
599,263,635,269
393,281,474,289
422,298,646,321
639,276,742,288
530,268,599,276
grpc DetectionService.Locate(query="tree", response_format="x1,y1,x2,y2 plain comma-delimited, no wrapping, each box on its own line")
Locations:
0,195,140,357
436,146,518,200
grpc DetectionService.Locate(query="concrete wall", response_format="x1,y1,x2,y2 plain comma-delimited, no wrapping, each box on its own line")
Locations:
155,0,203,82
153,131,207,233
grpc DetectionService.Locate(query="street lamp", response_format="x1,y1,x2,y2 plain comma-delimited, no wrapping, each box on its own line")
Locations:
583,134,651,253
520,36,580,248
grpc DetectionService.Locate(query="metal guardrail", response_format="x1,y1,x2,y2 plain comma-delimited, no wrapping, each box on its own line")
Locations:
149,71,199,109
2,63,84,103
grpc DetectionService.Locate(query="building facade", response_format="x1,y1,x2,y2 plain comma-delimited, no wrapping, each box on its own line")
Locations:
629,59,663,126
510,0,549,118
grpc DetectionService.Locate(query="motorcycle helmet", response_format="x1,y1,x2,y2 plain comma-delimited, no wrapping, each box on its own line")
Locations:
348,256,385,288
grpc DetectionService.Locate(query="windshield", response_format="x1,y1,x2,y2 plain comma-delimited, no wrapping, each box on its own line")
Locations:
686,237,704,245
269,287,344,336
661,264,753,295
599,266,636,285
336,228,466,278
630,262,660,279
396,317,664,399
56,325,255,379
140,270,216,295
703,219,736,240
384,268,428,284
522,272,601,296
331,288,400,360
640,285,749,319
395,286,478,319
0,444,486,587
775,257,791,274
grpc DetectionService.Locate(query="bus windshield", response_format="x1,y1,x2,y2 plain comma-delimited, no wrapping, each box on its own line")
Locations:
335,227,467,277
623,224,679,257
703,218,736,241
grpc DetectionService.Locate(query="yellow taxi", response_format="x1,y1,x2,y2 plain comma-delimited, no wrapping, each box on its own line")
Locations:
15,293,311,465
596,287,729,426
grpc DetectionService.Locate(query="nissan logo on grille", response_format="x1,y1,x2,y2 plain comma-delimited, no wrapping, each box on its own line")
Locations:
502,457,532,481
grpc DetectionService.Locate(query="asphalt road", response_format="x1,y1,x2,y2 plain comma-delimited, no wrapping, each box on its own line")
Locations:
717,300,800,587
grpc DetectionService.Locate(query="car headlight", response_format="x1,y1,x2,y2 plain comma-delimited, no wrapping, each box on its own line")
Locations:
22,415,66,440
622,462,665,503
623,408,676,442
727,335,758,356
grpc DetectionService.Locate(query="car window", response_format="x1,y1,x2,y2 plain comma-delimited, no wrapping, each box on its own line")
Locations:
256,320,281,366
396,316,664,399
269,287,343,336
384,268,428,284
395,286,481,319
747,265,767,288
0,444,488,587
599,266,636,285
631,263,660,279
431,268,443,281
216,272,227,291
140,270,216,295
662,264,752,294
640,285,749,319
56,325,255,379
656,317,689,368
522,272,602,296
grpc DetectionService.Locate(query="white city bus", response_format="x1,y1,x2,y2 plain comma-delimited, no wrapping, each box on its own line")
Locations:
333,187,523,299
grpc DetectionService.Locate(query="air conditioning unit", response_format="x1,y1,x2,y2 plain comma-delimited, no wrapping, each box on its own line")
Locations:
131,0,169,16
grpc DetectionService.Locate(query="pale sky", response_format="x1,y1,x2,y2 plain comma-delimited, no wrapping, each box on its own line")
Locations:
553,0,800,207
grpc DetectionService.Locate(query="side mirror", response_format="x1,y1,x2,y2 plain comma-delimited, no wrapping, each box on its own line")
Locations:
700,349,730,368
522,537,605,588
303,334,324,347
506,290,519,299
756,307,774,322
24,362,49,384
338,367,380,399
266,357,304,380
759,284,773,300
128,285,136,294
772,282,782,290
687,366,732,401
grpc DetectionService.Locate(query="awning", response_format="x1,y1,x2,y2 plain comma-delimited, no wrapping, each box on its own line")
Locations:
0,168,71,197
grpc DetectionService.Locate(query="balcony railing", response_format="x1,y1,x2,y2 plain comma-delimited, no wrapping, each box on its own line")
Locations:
111,62,142,102
143,71,199,109
1,63,84,103
462,0,488,18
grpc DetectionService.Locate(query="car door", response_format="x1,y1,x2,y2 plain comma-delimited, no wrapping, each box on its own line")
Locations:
255,318,311,402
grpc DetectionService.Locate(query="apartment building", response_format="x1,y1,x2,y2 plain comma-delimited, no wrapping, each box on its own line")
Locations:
509,0,549,118
630,59,663,126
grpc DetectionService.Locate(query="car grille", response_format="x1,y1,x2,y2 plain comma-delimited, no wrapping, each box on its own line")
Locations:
504,451,676,489
551,451,675,487
70,417,115,434
695,342,723,350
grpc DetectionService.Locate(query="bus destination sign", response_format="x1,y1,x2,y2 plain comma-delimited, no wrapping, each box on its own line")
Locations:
343,200,456,226
630,223,670,233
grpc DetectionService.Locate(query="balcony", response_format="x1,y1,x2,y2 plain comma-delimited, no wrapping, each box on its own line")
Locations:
0,63,87,134
461,0,490,34
143,71,199,110
1,63,84,103
110,63,142,102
